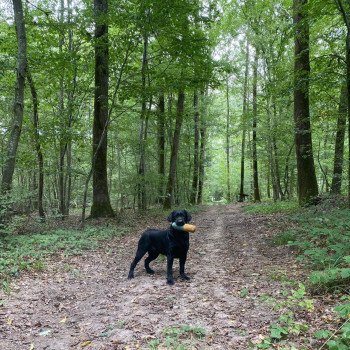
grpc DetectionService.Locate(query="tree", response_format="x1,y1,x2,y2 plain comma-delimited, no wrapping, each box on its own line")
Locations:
252,48,261,202
238,40,249,202
334,0,350,206
163,90,185,209
190,91,200,204
293,0,318,204
330,84,347,194
90,0,114,218
1,0,27,194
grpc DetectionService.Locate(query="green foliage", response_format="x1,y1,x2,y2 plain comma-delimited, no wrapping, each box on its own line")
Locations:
315,302,350,350
275,207,350,291
243,201,299,215
256,284,313,349
147,324,206,350
0,226,125,285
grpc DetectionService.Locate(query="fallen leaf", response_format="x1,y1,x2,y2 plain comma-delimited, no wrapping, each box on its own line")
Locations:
29,345,34,350
81,340,92,348
59,317,67,323
6,318,13,326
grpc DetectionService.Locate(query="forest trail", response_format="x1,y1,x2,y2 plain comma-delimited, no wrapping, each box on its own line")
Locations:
0,204,297,349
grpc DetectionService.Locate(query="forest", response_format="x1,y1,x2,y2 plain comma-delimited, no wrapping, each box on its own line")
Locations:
1,0,350,349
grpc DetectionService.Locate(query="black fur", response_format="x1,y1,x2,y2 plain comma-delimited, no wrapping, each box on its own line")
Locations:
127,210,192,285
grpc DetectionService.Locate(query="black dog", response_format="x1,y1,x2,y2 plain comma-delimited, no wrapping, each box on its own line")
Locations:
127,210,192,285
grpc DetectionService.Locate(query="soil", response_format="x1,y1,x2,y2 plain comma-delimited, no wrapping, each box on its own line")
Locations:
0,204,304,349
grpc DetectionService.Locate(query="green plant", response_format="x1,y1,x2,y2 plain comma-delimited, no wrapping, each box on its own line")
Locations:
148,325,206,349
256,284,313,349
243,201,299,215
0,226,126,289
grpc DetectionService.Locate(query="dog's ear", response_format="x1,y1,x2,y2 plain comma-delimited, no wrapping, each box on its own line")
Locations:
184,210,192,223
167,211,175,222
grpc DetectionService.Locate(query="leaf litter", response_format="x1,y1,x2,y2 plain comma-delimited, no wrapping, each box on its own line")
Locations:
0,204,333,349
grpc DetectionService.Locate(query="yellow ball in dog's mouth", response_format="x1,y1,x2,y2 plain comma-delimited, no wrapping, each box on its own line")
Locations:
172,223,196,233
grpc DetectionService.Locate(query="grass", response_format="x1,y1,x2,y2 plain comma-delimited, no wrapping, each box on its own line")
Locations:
0,226,126,286
243,200,299,215
148,324,206,349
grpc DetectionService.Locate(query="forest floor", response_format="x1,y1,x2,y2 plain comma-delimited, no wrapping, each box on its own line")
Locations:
0,204,332,349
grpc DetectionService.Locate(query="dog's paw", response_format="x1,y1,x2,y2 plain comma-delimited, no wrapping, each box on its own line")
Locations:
127,273,134,279
167,278,175,285
180,274,190,281
146,268,155,275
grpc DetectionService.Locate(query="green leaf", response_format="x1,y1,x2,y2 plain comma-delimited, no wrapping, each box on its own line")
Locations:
270,324,288,339
314,329,332,339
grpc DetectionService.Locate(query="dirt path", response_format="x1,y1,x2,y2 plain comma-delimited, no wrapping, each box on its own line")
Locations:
0,204,297,349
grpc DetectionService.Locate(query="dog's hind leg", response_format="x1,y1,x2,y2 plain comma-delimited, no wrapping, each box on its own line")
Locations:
128,247,147,279
144,251,159,274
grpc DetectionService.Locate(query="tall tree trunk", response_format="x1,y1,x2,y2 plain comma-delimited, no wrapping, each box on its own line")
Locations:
190,90,200,205
225,76,231,203
58,0,66,217
197,90,207,204
239,41,249,202
137,34,148,210
252,50,261,202
90,0,114,218
64,0,74,216
27,70,45,220
267,163,271,199
1,0,27,193
163,90,185,209
157,94,166,202
273,135,284,200
293,0,318,205
335,0,350,206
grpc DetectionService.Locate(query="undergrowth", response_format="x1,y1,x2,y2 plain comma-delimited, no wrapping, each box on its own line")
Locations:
250,198,350,349
243,200,299,215
0,226,126,289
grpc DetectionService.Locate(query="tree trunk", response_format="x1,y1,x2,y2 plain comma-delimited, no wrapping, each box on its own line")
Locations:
27,70,45,220
335,0,350,206
252,50,261,202
190,90,200,205
157,94,166,203
163,90,185,209
64,0,75,216
197,90,207,204
58,0,66,217
293,0,318,205
239,41,249,202
137,34,149,210
225,76,231,203
90,0,114,218
1,0,27,193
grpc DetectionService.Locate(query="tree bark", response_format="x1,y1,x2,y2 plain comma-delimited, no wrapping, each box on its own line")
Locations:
1,0,27,193
252,50,261,202
293,0,318,205
157,94,166,202
239,41,249,202
334,0,350,207
58,0,66,217
137,34,149,210
27,70,45,220
197,90,207,204
330,85,347,194
190,90,200,204
225,76,231,203
163,90,185,209
90,0,114,218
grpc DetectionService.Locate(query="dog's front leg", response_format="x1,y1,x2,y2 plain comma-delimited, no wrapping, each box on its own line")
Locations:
179,255,190,281
166,255,175,285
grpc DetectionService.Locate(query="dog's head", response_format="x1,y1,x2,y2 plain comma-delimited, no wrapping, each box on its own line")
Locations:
167,210,192,227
